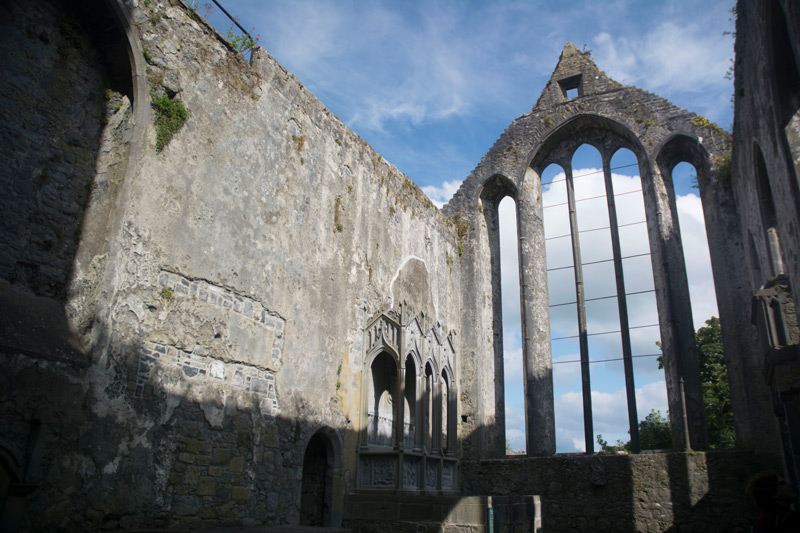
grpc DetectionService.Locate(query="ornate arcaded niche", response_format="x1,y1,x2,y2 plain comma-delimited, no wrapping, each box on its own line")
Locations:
357,309,457,493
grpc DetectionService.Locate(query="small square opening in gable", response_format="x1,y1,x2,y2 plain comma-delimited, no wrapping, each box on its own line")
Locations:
558,74,583,100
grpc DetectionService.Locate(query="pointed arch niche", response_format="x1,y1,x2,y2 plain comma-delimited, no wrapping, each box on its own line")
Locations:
358,309,457,493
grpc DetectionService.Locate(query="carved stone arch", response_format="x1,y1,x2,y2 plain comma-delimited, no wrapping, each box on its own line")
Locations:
364,344,400,372
480,173,519,205
405,348,422,377
529,114,647,173
654,134,714,193
441,365,455,388
424,357,440,381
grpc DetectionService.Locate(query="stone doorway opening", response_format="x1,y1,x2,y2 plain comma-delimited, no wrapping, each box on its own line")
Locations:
299,429,335,526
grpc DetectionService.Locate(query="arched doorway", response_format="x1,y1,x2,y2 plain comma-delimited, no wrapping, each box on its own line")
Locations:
299,430,336,526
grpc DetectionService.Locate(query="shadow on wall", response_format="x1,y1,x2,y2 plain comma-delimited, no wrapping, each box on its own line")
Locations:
0,325,769,533
0,0,135,363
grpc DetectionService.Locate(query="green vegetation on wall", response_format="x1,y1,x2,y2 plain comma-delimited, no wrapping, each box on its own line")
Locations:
152,94,188,152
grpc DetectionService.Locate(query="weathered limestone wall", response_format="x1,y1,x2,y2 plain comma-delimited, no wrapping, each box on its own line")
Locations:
1,0,462,529
729,0,800,485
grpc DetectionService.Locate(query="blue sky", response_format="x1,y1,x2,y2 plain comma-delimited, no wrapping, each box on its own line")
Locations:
204,0,735,452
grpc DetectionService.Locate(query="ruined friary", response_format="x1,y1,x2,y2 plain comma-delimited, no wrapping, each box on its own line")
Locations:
1,0,799,531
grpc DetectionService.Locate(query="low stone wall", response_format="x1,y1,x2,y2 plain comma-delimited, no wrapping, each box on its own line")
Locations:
460,451,765,533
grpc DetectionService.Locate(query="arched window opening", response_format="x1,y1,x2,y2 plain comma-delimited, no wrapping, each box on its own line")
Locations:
498,195,525,454
671,162,719,326
404,354,417,449
755,144,786,276
614,149,667,450
542,162,581,453
367,352,397,447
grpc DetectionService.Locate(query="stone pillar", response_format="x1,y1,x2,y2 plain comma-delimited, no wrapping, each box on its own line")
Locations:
432,375,443,454
602,156,639,452
642,161,708,450
518,168,556,455
395,360,406,452
563,162,594,454
447,381,458,455
485,199,507,456
395,311,406,453
414,369,424,453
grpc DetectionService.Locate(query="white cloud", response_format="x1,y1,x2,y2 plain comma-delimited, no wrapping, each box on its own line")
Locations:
422,179,463,208
592,22,732,96
555,380,668,452
676,192,718,328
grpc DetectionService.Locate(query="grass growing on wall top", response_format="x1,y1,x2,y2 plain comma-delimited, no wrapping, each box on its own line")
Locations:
152,94,188,152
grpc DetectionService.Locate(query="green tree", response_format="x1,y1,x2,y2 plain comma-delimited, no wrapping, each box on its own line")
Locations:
599,316,735,452
597,409,671,453
656,316,735,449
638,409,672,450
695,316,736,448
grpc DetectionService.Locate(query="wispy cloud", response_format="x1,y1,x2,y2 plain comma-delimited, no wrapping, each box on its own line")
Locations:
592,21,733,101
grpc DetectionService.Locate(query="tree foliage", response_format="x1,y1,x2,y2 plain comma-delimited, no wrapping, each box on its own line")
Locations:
599,316,735,452
695,316,736,448
597,409,671,453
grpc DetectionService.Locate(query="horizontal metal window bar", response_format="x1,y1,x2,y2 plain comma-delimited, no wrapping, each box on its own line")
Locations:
546,189,642,209
553,353,661,365
547,253,651,271
545,233,573,241
576,193,608,203
542,163,639,186
549,289,655,306
584,294,617,303
621,252,652,260
625,289,656,297
578,226,610,234
614,189,643,197
549,300,577,308
617,220,647,228
546,264,575,272
552,329,621,341
581,258,614,267
551,323,660,341
580,252,653,267
545,225,612,240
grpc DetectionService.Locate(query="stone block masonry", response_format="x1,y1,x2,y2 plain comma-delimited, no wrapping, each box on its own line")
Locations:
158,270,286,367
135,340,279,418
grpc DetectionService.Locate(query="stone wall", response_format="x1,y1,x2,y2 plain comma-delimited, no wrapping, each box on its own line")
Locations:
729,0,800,489
460,451,761,533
